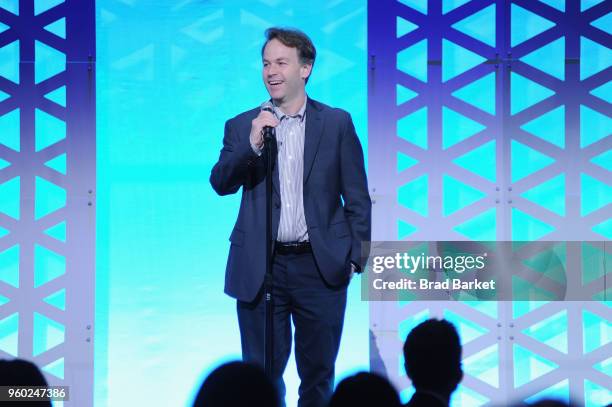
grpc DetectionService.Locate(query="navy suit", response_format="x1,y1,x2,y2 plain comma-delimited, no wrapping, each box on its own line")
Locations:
210,98,371,301
210,97,371,407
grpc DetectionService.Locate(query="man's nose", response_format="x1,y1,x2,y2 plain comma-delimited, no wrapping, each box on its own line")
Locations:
266,64,278,76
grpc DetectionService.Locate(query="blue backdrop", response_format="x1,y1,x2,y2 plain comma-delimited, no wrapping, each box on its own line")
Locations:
96,1,368,406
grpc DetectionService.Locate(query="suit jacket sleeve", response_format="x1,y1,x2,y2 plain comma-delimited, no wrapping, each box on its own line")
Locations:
210,118,259,196
339,112,372,269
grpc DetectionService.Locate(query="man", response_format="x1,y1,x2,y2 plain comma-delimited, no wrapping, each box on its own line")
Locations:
328,372,401,407
210,27,371,407
192,361,280,407
402,319,463,407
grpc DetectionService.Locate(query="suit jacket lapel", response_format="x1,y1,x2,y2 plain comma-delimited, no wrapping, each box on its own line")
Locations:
303,100,323,184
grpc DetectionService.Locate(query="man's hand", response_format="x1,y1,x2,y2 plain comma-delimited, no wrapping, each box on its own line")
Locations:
250,110,279,152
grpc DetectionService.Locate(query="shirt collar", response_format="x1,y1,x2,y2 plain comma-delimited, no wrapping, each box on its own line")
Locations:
272,95,307,122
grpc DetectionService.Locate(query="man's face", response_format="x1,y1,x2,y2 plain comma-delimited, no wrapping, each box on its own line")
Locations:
262,38,312,105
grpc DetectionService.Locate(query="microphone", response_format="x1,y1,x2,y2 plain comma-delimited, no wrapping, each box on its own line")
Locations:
260,101,276,141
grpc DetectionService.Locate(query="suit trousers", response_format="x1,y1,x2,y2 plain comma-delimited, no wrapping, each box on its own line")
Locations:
237,250,347,407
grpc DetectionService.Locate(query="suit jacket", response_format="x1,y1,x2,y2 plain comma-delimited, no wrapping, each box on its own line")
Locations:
210,98,371,302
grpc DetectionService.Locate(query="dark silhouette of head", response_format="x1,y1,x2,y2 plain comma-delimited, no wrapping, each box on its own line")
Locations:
193,361,279,407
0,359,51,407
403,319,463,398
328,372,401,407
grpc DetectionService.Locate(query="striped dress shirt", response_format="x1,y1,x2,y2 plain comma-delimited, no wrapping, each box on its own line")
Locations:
273,98,309,243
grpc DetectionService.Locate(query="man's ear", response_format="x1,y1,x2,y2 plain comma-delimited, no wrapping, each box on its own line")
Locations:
301,64,313,81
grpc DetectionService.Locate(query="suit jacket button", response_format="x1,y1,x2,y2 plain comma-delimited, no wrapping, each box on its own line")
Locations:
274,201,280,208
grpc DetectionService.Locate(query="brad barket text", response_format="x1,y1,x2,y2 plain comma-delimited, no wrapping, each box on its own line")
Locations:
372,278,496,291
